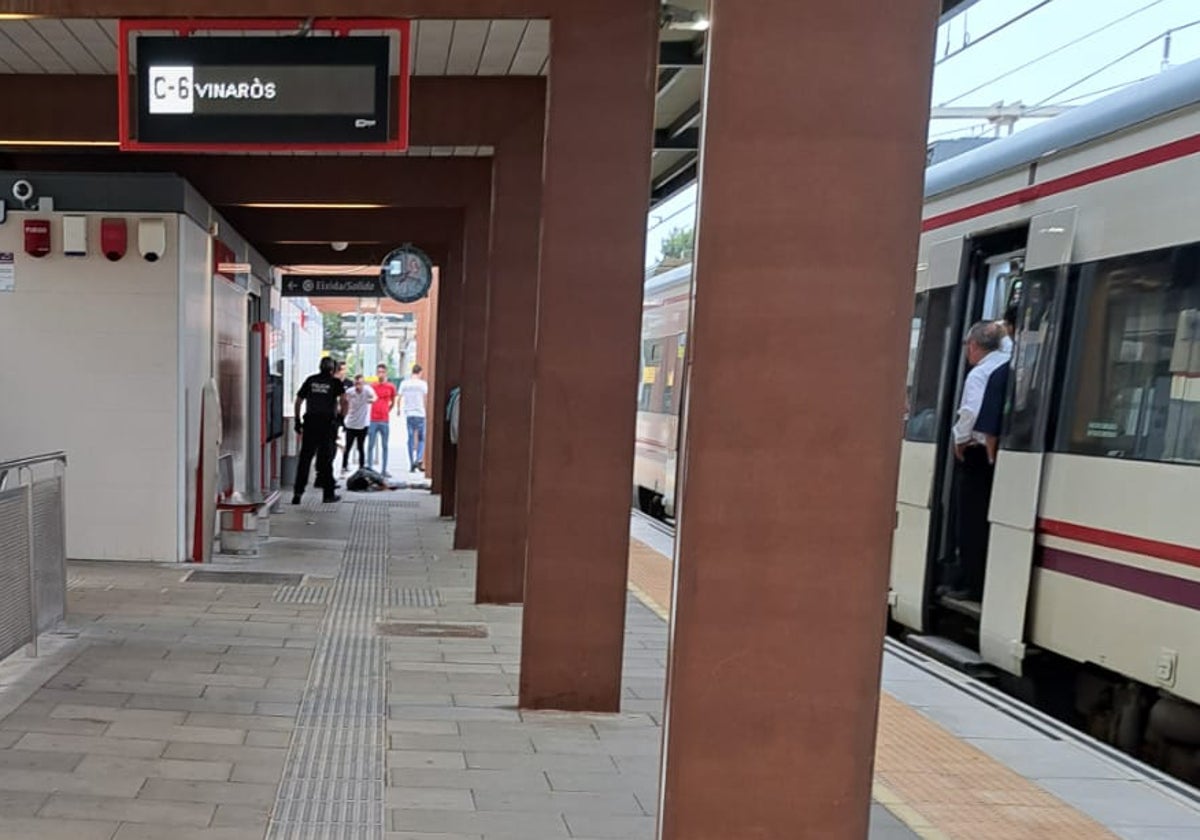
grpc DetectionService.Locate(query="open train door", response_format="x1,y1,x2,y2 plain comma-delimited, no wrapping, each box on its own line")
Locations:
890,235,967,631
980,207,1077,674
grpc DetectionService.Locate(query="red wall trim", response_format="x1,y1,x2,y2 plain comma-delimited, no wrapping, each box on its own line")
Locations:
923,132,1200,232
1038,518,1200,570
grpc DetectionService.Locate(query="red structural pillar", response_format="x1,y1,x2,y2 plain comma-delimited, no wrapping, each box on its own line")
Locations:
453,196,492,549
432,241,463,514
519,1,658,711
658,3,939,838
475,84,546,604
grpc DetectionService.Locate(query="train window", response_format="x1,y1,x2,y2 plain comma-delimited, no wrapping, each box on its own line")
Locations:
1003,268,1065,451
905,286,954,442
1059,248,1200,463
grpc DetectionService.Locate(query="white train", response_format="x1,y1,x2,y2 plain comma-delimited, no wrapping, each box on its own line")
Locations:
635,61,1200,780
892,60,1200,780
634,262,691,521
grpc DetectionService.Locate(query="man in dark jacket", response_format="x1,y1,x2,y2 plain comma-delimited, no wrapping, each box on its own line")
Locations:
293,356,349,504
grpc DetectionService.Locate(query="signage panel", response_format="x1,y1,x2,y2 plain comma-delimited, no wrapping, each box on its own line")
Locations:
135,35,391,147
118,20,411,152
281,275,383,297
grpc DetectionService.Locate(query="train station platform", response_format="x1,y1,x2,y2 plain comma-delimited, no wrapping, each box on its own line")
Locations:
0,494,1194,839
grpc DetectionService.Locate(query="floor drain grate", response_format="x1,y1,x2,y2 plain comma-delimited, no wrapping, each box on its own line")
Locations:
386,587,443,608
377,622,487,639
186,571,304,586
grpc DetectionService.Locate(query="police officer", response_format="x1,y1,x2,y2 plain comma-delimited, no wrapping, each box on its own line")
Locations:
292,356,350,504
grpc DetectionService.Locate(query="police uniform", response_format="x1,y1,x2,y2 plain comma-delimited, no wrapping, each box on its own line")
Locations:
294,371,345,501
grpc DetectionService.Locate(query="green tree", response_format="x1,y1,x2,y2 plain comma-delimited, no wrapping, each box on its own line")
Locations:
660,227,695,261
322,312,353,356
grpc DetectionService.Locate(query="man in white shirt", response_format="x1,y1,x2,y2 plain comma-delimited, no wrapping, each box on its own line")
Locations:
398,364,429,473
947,321,1010,601
341,374,376,474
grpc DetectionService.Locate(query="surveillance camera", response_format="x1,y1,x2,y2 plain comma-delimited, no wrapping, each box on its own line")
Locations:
11,180,34,205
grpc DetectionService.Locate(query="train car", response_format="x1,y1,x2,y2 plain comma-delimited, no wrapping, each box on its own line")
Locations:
633,261,691,521
892,60,1200,778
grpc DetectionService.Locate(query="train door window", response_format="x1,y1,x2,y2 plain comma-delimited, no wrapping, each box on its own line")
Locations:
905,286,954,442
640,339,664,412
1058,247,1200,463
982,254,1024,321
1003,267,1067,451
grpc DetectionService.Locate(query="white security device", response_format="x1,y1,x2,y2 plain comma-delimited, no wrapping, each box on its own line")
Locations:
63,215,88,257
138,218,167,262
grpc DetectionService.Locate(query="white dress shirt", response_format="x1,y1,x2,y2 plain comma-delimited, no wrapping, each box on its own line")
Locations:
344,385,376,430
953,350,1010,446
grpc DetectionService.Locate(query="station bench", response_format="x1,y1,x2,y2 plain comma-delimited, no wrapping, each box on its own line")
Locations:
215,454,281,556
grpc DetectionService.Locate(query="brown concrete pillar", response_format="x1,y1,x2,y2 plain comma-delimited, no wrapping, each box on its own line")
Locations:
453,195,493,550
475,85,546,604
658,3,938,838
519,0,658,711
431,243,463,512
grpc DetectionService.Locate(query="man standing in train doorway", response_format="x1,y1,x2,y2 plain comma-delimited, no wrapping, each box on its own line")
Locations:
947,321,1010,602
292,356,349,505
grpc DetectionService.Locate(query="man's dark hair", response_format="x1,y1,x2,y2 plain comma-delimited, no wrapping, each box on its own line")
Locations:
319,357,336,374
412,364,423,375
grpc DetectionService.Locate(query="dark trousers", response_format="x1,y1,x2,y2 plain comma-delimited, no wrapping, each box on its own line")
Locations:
343,427,367,470
295,414,337,498
954,445,995,600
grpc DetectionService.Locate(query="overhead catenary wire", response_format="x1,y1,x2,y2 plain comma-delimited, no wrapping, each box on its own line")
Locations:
935,0,1058,67
1032,18,1200,107
939,0,1168,106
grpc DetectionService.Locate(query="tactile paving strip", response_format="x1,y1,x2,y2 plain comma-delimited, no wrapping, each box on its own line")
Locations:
267,501,391,839
274,585,332,606
384,587,442,608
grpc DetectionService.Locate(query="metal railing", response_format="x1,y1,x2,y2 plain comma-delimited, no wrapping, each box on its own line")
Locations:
0,451,67,658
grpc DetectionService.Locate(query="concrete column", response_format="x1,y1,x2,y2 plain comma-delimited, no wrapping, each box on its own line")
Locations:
475,86,546,604
453,197,492,549
519,0,658,711
658,3,938,838
431,242,463,512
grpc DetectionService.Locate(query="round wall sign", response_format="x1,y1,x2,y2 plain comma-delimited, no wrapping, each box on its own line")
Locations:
380,245,433,303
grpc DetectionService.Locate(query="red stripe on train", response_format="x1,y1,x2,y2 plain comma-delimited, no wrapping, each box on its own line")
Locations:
1038,518,1200,570
922,132,1200,232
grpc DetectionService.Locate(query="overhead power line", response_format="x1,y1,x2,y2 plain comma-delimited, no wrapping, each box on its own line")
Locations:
939,0,1167,106
935,0,1057,67
1033,18,1200,108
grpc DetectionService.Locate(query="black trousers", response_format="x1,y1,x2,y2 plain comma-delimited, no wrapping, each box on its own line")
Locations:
295,414,337,497
343,427,368,470
954,445,995,599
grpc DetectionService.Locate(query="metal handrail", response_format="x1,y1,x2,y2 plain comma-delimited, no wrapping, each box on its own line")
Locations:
0,451,67,471
0,451,69,657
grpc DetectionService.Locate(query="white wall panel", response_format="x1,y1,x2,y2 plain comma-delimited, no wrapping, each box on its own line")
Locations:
0,211,179,562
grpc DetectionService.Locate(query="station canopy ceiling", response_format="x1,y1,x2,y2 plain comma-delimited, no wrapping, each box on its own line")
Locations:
0,2,968,268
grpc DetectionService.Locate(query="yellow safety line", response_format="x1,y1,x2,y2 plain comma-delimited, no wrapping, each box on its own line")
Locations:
627,580,670,621
871,780,951,840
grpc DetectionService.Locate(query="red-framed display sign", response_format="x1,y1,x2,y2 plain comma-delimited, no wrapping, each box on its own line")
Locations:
117,18,410,153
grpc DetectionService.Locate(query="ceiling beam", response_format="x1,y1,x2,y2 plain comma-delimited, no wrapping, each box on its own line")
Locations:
654,127,699,151
659,40,704,68
0,74,544,148
260,240,453,267
650,154,697,206
219,206,464,243
0,152,491,207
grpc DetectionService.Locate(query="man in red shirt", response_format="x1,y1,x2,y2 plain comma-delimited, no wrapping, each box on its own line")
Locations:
367,363,398,476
